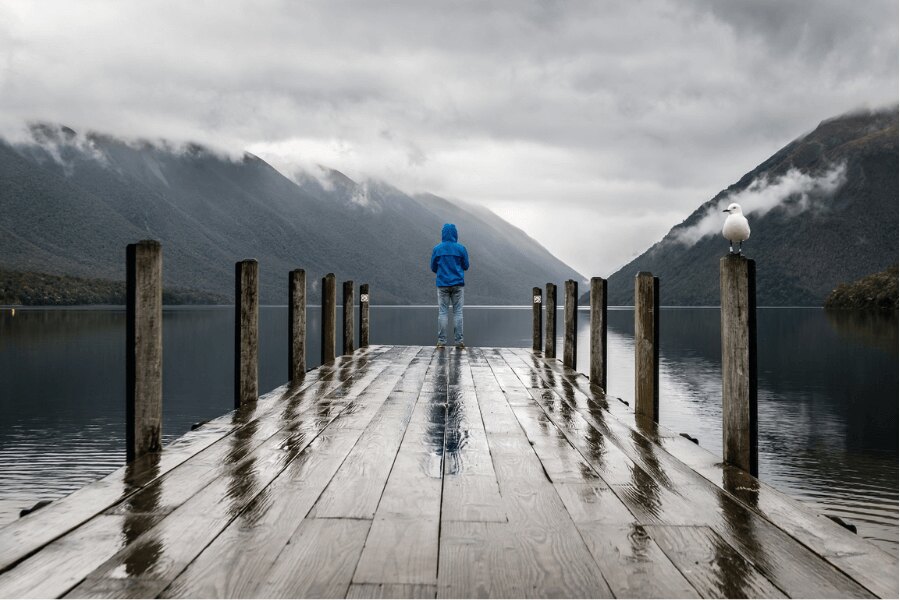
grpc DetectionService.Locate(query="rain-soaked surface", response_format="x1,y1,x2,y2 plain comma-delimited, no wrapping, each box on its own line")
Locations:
0,305,896,559
0,344,893,598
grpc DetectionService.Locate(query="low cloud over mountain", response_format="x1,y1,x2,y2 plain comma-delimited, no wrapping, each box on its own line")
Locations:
0,124,582,305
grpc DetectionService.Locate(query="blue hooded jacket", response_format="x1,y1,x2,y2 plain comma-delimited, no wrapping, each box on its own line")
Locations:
431,223,469,287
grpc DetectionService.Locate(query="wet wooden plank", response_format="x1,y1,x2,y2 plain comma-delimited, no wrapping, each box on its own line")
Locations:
579,524,700,599
504,349,880,599
63,577,166,599
62,348,410,598
0,347,389,576
254,518,371,598
347,583,437,599
0,351,398,597
437,521,613,598
0,513,164,599
498,355,640,487
311,350,433,519
511,404,603,483
653,436,898,598
353,518,440,585
553,483,627,524
450,349,614,597
441,476,506,523
6,344,896,599
159,350,425,599
352,351,447,586
370,360,446,521
441,351,506,522
646,525,786,599
551,483,698,598
158,431,362,598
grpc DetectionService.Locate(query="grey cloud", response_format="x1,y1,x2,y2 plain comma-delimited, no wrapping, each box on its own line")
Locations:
0,0,896,275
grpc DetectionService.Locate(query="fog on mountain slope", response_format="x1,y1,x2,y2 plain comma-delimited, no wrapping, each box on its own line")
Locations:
598,108,898,306
0,124,583,305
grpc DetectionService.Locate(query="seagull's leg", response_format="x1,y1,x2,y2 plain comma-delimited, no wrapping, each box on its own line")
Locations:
739,240,743,255
729,243,734,254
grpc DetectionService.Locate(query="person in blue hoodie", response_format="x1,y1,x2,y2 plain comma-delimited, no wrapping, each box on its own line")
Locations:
430,223,470,348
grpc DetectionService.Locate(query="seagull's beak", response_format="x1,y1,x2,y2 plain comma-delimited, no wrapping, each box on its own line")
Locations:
722,209,729,213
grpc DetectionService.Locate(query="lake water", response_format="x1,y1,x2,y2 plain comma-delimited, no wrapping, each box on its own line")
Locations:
0,306,897,555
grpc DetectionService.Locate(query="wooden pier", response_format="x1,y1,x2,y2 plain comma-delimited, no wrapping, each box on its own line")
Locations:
0,345,896,598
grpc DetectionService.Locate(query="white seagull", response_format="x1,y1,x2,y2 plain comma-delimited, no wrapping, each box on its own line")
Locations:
722,202,751,254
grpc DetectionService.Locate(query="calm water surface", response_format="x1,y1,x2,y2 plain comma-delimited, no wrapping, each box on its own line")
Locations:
0,306,896,554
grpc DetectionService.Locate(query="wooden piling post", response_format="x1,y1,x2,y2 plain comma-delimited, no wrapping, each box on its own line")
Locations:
359,284,370,348
634,272,659,421
235,259,259,407
532,286,542,353
126,240,163,461
721,255,758,475
590,277,608,390
289,269,306,383
343,280,354,355
563,280,578,369
321,273,336,364
544,283,557,359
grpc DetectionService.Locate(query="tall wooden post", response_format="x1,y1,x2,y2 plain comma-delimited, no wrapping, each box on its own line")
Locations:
532,286,542,353
563,280,578,369
721,255,758,475
544,283,557,359
321,273,336,364
289,269,306,384
590,277,608,390
359,284,370,348
126,240,163,461
634,272,659,421
235,259,259,407
343,280,355,355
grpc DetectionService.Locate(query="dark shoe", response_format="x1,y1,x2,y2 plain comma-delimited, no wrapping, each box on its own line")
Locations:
456,342,466,349
436,342,445,348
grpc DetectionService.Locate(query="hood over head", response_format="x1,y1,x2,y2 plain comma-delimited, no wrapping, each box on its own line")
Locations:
441,223,458,243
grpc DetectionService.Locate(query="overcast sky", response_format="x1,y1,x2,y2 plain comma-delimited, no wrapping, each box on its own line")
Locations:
1,0,896,276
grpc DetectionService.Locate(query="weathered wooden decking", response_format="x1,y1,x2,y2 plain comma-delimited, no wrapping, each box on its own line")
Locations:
0,345,896,598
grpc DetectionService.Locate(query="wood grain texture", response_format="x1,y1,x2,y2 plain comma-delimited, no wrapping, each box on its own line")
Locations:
720,254,758,475
0,348,389,578
5,344,894,599
344,279,355,355
646,525,785,599
64,349,411,599
543,283,557,358
289,269,306,384
347,583,437,599
579,523,700,598
505,348,877,599
234,259,259,408
256,518,372,598
438,521,613,598
563,279,577,369
353,518,440,585
634,272,659,421
589,276,608,390
159,433,363,598
321,273,337,364
0,513,164,599
126,240,163,460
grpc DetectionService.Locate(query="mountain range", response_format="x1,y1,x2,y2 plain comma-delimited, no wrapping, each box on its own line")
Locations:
3,108,896,308
0,125,581,305
600,108,898,306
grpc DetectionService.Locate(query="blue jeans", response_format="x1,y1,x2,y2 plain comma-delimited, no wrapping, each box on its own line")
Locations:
437,286,464,344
